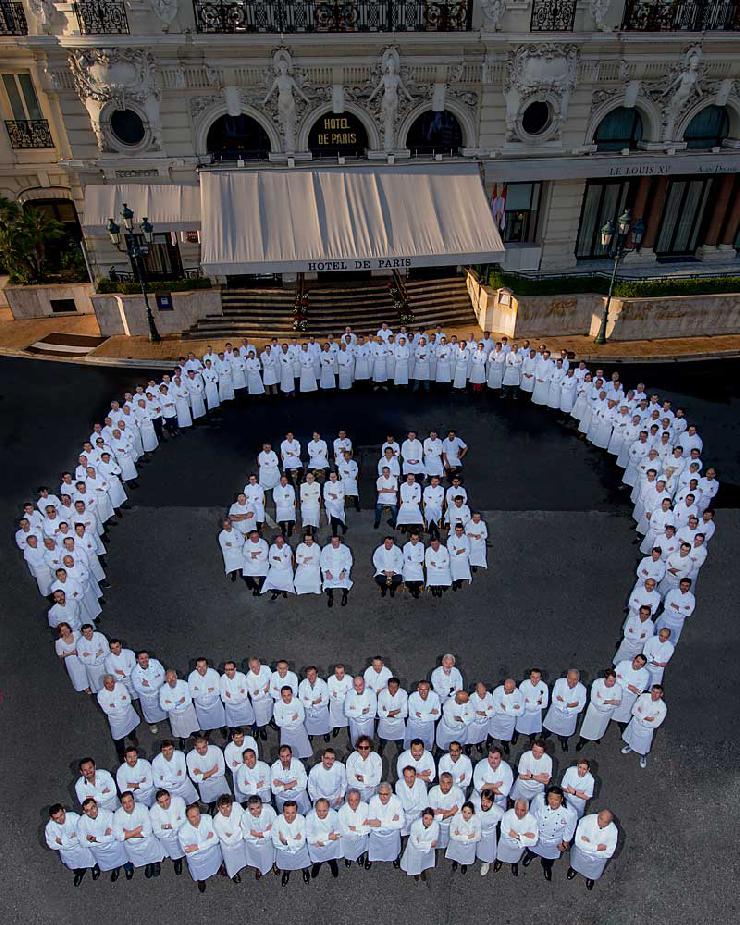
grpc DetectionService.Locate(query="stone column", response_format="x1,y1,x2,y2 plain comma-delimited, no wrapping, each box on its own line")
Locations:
717,177,740,259
697,174,736,261
635,176,669,262
623,176,657,265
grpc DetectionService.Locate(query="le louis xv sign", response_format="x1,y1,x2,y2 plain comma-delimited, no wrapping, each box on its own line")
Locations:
607,160,737,177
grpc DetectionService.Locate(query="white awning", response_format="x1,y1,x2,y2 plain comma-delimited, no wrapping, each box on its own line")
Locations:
82,184,201,231
200,165,504,274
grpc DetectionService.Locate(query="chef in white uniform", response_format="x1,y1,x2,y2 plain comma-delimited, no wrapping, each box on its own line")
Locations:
514,669,549,743
298,666,331,740
178,804,223,892
274,687,313,760
45,804,96,885
149,789,186,874
320,536,353,607
543,669,587,750
366,783,404,866
272,802,311,885
621,685,667,768
561,759,595,818
131,651,167,733
566,809,618,889
576,669,623,747
97,675,140,759
113,791,165,878
186,737,231,805
494,799,539,874
213,795,247,882
152,741,199,805
78,798,131,880
344,676,377,745
261,534,295,598
220,661,256,730
188,658,226,733
525,787,577,879
405,681,441,749
242,796,277,877
294,533,322,595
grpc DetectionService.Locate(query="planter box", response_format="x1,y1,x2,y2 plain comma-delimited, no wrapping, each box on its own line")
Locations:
92,288,222,337
5,282,96,319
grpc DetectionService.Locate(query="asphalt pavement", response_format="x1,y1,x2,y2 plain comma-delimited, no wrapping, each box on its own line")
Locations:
0,355,738,925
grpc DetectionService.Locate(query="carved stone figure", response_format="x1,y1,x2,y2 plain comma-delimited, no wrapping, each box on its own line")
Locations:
69,48,162,152
262,50,308,154
589,0,612,31
479,0,506,30
148,0,179,28
661,46,703,141
368,48,413,153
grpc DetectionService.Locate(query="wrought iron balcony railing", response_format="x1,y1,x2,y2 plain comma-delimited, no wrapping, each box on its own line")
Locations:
73,0,130,34
622,0,740,31
192,0,473,33
530,0,576,31
0,0,28,34
5,119,54,149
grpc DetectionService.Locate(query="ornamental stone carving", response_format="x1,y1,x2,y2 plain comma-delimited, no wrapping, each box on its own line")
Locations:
659,45,704,141
368,47,415,153
69,48,162,153
261,49,311,154
589,0,612,31
504,44,579,142
479,0,506,30
148,0,179,28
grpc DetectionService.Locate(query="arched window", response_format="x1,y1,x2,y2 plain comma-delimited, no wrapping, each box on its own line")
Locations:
207,114,271,162
593,107,643,151
683,106,729,149
406,110,463,157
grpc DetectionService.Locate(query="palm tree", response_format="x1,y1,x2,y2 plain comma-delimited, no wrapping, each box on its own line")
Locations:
0,195,65,283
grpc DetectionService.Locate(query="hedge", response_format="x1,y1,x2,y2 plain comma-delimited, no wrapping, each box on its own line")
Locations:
487,269,740,299
97,277,212,295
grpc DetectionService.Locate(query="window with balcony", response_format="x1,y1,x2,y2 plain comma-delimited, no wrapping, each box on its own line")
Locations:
406,110,463,157
502,183,542,245
683,106,730,149
207,114,272,161
622,0,740,32
73,0,129,34
2,73,53,149
0,1,28,34
192,0,473,33
530,0,577,31
593,107,644,152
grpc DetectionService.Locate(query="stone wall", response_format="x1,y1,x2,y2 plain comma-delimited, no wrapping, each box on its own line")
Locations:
91,288,222,337
589,292,740,341
5,282,96,319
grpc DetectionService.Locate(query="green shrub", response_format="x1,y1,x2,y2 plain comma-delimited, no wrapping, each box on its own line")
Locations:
97,277,212,295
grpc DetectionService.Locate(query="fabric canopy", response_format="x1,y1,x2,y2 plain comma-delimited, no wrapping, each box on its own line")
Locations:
82,184,201,231
200,165,504,274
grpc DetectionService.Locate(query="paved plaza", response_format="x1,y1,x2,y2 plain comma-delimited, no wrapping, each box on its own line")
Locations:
1,355,738,925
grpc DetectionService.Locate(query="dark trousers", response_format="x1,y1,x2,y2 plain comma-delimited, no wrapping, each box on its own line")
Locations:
405,580,422,598
114,730,139,761
286,468,303,486
244,575,265,593
163,417,180,436
152,417,164,440
330,516,346,537
279,520,295,537
411,379,430,393
375,574,402,597
374,503,397,528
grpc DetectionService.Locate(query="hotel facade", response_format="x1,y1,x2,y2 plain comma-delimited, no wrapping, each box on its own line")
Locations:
1,0,739,286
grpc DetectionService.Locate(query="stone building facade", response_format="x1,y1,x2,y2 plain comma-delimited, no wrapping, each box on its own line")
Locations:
1,0,738,282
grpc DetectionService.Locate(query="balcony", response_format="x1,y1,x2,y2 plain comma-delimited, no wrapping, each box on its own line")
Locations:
5,119,54,149
0,1,28,34
622,0,740,31
192,0,474,33
73,0,130,33
530,0,576,31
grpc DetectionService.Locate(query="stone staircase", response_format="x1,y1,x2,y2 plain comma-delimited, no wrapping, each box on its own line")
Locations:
183,273,477,340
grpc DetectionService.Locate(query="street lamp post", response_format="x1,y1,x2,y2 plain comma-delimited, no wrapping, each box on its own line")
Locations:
593,209,645,346
107,203,161,343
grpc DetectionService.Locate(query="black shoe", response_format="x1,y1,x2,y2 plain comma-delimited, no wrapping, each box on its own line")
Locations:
451,861,458,871
493,860,502,872
327,594,334,608
73,870,86,887
125,865,134,880
560,738,569,752
586,878,595,890
461,865,468,875
259,727,267,740
341,591,348,606
575,739,585,752
174,858,183,875
511,732,519,745
502,741,510,755
393,859,401,869
91,864,101,880
332,728,339,738
329,860,339,878
281,871,290,887
567,867,577,880
198,881,206,893
511,863,519,877
522,850,535,868
544,866,552,881
232,874,241,883
364,857,372,870
302,869,310,883
145,864,152,879
311,863,321,879
345,859,352,868
111,867,120,882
